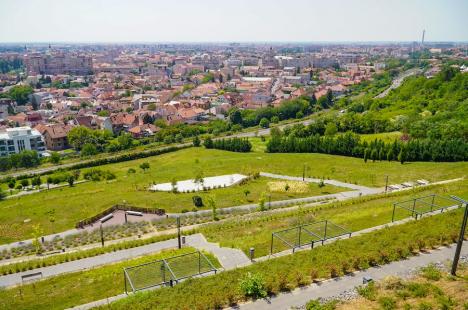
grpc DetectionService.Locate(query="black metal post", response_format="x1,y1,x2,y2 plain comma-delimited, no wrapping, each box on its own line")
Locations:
412,199,416,218
198,252,201,274
302,164,305,181
450,196,467,276
270,233,274,255
298,225,302,247
392,203,396,222
100,224,104,247
177,217,181,249
124,212,128,224
385,175,389,193
124,271,127,294
268,194,271,209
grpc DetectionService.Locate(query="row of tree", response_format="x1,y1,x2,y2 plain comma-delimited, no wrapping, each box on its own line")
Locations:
266,132,467,163
204,137,252,152
0,150,41,171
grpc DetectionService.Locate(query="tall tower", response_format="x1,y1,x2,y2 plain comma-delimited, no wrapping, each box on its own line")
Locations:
421,30,425,48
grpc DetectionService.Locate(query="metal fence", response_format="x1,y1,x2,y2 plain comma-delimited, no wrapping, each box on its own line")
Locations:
270,220,352,254
391,194,461,222
123,251,217,293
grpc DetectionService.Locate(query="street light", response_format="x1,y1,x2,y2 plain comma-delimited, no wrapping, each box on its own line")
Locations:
449,195,467,276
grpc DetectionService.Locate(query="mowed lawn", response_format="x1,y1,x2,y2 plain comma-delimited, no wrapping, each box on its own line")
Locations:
198,180,468,257
0,146,466,244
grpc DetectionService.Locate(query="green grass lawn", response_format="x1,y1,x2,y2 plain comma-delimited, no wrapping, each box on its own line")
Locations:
0,247,219,310
0,146,466,245
197,180,468,257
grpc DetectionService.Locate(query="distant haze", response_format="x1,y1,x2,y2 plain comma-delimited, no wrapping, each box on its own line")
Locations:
0,0,467,43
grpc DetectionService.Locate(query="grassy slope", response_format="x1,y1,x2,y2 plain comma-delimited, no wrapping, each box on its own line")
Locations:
198,180,468,256
0,146,466,244
101,207,467,310
0,247,219,310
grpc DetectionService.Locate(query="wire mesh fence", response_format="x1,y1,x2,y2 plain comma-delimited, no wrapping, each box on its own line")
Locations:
123,251,217,293
270,220,351,254
391,194,461,222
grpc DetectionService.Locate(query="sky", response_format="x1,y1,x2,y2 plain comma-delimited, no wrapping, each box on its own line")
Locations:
0,0,467,43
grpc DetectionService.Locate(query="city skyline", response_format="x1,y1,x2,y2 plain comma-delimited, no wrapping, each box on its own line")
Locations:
0,0,467,43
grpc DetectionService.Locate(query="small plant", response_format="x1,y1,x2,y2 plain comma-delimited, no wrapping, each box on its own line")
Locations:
357,281,377,300
379,296,396,310
420,264,442,281
127,168,136,174
192,196,203,207
239,272,267,298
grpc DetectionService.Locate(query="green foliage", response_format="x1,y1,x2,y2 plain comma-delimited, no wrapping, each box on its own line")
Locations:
192,136,201,147
192,195,203,207
7,85,33,104
379,296,397,310
139,162,150,172
259,117,270,128
83,169,116,181
49,152,61,164
420,264,442,281
358,281,377,300
306,299,338,310
205,137,252,152
239,272,267,298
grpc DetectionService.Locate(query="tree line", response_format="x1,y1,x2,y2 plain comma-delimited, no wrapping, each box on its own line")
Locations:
203,137,252,152
266,131,467,163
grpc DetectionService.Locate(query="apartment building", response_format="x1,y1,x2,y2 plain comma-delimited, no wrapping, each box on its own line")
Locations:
24,52,93,75
0,127,46,157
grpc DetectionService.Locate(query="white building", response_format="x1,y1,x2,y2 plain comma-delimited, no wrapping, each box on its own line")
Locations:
0,127,46,157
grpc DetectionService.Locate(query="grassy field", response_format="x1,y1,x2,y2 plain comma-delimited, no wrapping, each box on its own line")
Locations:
197,180,467,257
0,146,466,245
0,247,219,310
100,207,466,310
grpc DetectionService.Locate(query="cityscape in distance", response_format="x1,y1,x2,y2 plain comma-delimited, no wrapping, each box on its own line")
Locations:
0,1,467,310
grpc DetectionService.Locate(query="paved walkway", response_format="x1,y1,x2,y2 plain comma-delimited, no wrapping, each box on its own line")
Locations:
0,233,251,288
185,234,251,269
237,242,467,310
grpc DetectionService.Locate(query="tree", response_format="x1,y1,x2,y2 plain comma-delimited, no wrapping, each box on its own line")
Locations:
324,123,338,136
271,116,280,124
398,148,406,164
68,126,94,150
258,193,267,211
31,176,42,188
81,143,98,156
309,94,317,107
364,148,369,163
206,196,218,221
0,188,6,200
171,178,178,193
229,109,243,125
259,118,270,129
194,169,204,188
203,137,213,149
386,149,393,161
49,151,61,164
21,179,29,188
117,133,133,150
370,149,378,162
139,162,150,172
46,176,53,190
8,85,33,105
192,195,203,207
67,175,75,187
193,136,201,147
31,224,44,254
243,189,250,198
7,179,15,193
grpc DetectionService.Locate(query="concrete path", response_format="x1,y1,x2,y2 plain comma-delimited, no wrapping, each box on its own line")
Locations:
374,68,422,99
185,234,251,269
0,238,178,288
237,242,467,310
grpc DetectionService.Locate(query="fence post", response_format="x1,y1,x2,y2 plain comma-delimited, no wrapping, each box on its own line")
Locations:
124,270,127,294
177,217,181,249
324,220,328,240
198,252,201,274
270,233,274,255
391,203,396,222
412,199,416,218
298,225,302,247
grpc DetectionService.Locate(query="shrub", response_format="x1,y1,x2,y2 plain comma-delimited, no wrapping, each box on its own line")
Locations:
239,272,267,298
192,196,203,207
357,282,377,300
420,264,442,281
379,296,396,310
127,168,136,174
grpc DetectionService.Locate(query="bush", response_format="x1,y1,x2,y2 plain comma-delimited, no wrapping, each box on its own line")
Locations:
357,282,377,300
420,264,442,281
127,168,136,174
192,196,203,207
379,296,396,310
239,272,267,298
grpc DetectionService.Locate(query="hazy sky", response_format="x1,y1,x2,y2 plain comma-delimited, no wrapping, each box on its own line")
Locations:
0,0,466,43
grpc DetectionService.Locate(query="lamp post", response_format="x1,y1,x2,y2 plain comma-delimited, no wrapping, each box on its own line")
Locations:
449,195,467,276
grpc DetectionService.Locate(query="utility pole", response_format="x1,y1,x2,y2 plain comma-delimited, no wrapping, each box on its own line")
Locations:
450,196,467,276
177,216,181,249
